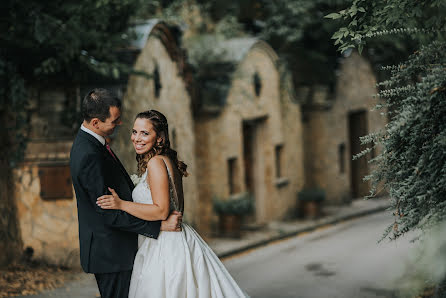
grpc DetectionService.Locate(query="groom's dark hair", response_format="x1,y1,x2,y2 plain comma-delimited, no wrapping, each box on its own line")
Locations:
82,88,121,122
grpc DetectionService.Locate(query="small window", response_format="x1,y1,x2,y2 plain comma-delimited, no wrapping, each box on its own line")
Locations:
39,164,73,200
253,72,262,97
153,64,162,98
227,158,239,195
339,143,345,173
275,145,284,178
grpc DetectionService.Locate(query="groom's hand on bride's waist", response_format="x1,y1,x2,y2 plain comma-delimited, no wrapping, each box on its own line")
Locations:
161,211,182,232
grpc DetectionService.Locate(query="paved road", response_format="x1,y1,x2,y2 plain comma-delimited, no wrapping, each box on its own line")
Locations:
22,212,422,298
224,212,420,298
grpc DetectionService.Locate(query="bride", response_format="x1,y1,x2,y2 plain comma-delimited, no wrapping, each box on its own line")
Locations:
96,110,248,298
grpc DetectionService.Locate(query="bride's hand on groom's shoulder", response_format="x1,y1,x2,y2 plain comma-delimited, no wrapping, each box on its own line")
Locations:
97,187,123,210
161,211,183,232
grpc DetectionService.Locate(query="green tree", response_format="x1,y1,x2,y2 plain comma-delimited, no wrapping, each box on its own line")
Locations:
168,0,414,97
0,0,155,266
327,0,446,240
189,0,350,90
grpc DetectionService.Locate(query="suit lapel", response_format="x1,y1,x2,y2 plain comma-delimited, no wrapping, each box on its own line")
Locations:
111,149,135,191
78,129,104,149
78,130,134,191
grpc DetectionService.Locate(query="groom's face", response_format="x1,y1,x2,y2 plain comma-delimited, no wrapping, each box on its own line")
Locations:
97,106,122,137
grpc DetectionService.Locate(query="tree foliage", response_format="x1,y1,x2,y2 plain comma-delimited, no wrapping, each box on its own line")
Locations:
326,0,445,54
0,0,156,266
154,0,354,90
177,0,414,92
258,0,349,89
328,0,446,240
0,0,154,163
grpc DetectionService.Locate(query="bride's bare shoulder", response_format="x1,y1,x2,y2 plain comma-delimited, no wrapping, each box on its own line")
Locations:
146,156,167,172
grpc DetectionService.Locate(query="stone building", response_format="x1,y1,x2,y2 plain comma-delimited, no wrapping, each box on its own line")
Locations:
301,51,386,203
114,24,305,234
113,20,200,227
13,87,80,267
10,20,383,266
191,38,304,233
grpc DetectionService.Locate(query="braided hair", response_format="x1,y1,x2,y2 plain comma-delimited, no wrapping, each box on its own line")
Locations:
135,110,188,177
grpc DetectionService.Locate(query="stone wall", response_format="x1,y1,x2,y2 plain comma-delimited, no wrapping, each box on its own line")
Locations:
114,23,200,227
11,86,81,267
10,30,384,267
195,41,304,232
278,68,306,219
302,51,386,204
14,139,79,267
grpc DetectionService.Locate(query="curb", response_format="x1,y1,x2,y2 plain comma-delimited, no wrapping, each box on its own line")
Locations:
218,203,389,260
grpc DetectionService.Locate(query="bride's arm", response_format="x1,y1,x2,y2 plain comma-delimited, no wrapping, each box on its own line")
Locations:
97,157,170,221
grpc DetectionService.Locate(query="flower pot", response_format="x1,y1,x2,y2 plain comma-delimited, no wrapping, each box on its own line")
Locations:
301,200,321,219
218,214,242,238
297,188,325,219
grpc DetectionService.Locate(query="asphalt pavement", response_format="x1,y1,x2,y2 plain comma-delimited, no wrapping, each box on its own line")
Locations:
225,211,418,298
19,197,390,297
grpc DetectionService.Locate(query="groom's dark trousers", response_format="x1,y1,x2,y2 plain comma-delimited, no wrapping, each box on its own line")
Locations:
70,129,161,298
95,270,132,298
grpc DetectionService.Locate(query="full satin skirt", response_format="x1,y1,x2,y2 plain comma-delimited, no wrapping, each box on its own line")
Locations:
129,223,247,298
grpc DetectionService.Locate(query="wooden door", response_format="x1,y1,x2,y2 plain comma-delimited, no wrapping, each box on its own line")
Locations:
348,110,369,198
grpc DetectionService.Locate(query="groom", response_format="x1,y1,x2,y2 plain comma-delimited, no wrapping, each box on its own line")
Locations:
70,88,182,298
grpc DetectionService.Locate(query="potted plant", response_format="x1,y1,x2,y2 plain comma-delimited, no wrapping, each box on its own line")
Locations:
213,192,254,238
297,188,326,219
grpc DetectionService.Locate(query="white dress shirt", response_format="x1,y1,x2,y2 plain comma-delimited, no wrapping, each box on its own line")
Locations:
81,124,106,146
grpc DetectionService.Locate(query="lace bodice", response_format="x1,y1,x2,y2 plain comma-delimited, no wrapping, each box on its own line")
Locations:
132,163,180,212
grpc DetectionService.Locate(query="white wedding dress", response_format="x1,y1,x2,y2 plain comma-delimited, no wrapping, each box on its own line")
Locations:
129,162,248,298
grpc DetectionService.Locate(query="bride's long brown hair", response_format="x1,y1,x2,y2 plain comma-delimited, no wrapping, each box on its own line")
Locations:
135,110,188,177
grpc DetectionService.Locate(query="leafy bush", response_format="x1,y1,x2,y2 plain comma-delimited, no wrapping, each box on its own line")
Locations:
327,0,446,240
297,188,326,202
213,192,254,215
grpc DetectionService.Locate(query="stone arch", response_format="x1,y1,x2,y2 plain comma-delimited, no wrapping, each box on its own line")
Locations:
301,51,386,203
115,20,199,227
193,37,304,229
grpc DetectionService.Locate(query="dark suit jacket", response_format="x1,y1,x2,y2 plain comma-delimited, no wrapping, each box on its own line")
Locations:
70,129,161,274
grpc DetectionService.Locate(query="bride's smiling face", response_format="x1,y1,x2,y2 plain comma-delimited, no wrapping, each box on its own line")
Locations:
131,118,161,155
